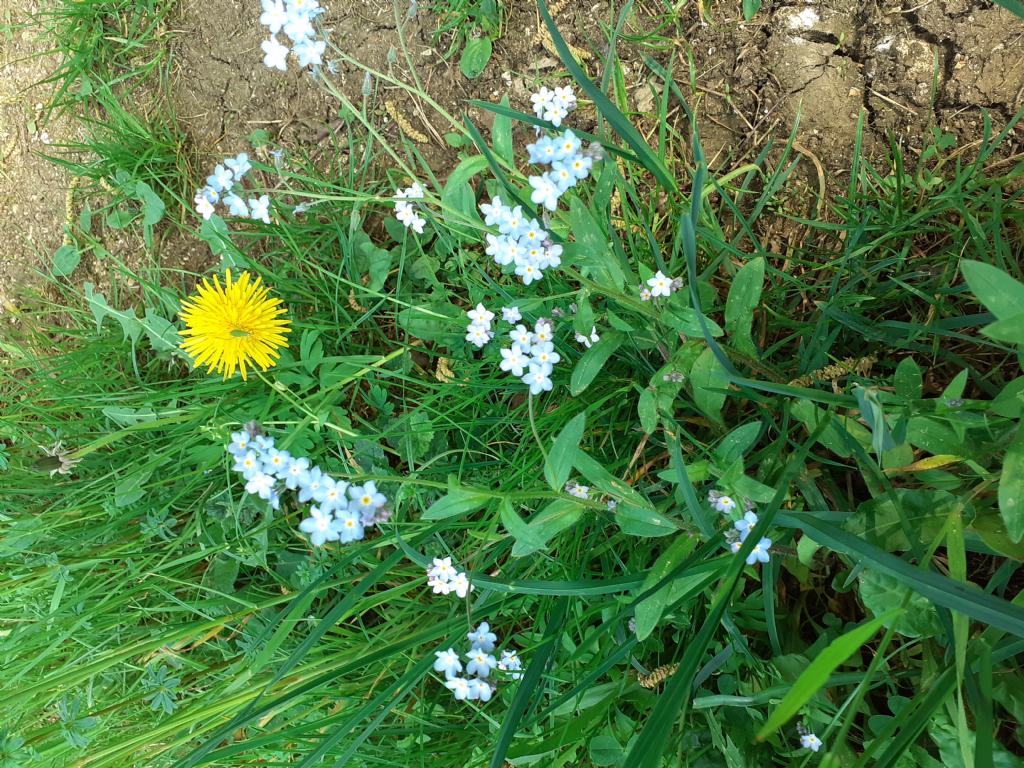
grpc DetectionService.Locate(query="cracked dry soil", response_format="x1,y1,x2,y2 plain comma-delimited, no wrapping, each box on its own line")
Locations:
2,0,1022,304
689,0,1024,175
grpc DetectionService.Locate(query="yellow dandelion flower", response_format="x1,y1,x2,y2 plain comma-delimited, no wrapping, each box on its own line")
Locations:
179,269,291,380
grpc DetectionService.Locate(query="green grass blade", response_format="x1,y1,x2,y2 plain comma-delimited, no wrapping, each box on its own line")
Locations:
756,609,900,739
536,0,678,195
489,597,568,768
777,512,1024,638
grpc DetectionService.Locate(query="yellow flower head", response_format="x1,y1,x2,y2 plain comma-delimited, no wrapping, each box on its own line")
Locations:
179,269,291,380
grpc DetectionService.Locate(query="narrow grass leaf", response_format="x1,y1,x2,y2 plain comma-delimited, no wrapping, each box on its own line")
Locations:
777,512,1024,638
756,609,900,739
536,0,677,195
489,598,568,768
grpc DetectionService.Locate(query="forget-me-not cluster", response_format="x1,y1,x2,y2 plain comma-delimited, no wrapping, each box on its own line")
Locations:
501,317,560,395
259,0,328,71
426,556,474,598
640,270,679,301
530,85,576,127
193,153,272,223
394,181,426,234
464,303,496,349
479,195,562,286
709,490,772,565
433,622,524,703
526,128,596,212
227,426,390,547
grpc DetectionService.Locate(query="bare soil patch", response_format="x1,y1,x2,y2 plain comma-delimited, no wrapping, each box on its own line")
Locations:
1,0,1022,308
683,0,1024,175
0,0,76,307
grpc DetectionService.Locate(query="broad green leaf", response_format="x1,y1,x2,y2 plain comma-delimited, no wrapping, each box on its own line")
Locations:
568,198,624,288
614,502,678,537
492,95,514,163
982,312,1024,343
858,569,941,638
961,260,1024,319
459,36,492,79
135,180,166,226
52,244,80,277
756,609,900,739
715,422,762,464
690,346,729,423
894,357,923,400
105,209,136,229
724,257,764,357
999,429,1024,542
573,449,651,512
791,400,872,458
570,333,624,395
204,554,240,595
633,534,698,639
422,485,492,520
589,733,625,766
439,155,488,236
396,303,462,345
500,500,547,556
511,499,584,557
544,412,586,490
663,307,724,338
638,389,658,434
992,377,1024,418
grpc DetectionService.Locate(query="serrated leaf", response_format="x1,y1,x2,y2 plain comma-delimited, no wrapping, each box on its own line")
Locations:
197,216,236,259
115,469,152,508
544,412,586,490
103,406,159,426
84,283,143,344
142,309,182,353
